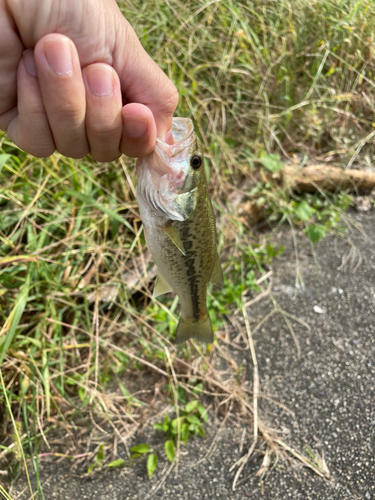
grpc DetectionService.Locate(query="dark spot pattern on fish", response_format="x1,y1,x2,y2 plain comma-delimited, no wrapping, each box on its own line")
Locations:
182,222,201,320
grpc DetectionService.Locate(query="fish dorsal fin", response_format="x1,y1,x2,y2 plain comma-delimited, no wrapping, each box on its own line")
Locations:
160,222,186,256
153,273,172,298
210,254,224,289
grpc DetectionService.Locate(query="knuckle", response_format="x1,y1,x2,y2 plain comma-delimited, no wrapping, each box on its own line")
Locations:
155,76,179,115
164,84,179,113
90,150,121,163
56,144,89,159
88,121,120,138
53,102,85,122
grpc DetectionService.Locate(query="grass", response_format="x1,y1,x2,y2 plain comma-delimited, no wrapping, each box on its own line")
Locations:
1,0,375,497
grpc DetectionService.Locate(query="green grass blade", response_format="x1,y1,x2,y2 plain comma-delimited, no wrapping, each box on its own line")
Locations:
0,484,15,500
65,189,135,233
0,154,12,174
0,273,30,366
0,371,34,498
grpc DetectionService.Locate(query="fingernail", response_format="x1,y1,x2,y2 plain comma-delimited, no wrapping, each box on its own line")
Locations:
123,115,148,138
86,65,113,96
24,50,37,77
43,38,73,75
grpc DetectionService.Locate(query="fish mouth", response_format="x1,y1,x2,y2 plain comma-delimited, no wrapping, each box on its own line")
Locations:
136,118,198,221
138,118,195,181
144,118,197,188
156,118,196,161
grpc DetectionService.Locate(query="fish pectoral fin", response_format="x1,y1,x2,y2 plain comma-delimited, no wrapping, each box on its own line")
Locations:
210,254,224,289
153,273,172,298
160,222,186,256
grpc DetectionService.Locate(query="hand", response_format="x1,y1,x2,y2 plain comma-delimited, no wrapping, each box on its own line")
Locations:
0,0,178,161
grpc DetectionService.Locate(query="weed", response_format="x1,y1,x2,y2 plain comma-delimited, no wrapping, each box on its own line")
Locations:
146,398,208,477
87,444,105,475
207,241,284,332
154,399,208,444
87,442,158,479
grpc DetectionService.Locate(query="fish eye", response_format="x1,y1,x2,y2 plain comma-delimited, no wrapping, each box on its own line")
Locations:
190,154,202,170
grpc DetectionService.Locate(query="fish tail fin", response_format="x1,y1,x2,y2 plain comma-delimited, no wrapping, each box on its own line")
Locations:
175,315,214,344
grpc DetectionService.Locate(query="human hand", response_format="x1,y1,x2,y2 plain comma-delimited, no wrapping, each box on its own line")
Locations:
0,0,178,161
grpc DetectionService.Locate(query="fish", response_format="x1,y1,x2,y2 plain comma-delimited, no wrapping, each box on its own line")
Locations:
136,117,223,344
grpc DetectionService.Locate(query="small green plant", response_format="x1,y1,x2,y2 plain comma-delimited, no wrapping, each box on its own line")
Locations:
87,443,158,479
128,444,158,480
90,401,207,481
207,241,284,331
299,192,352,243
154,400,208,444
87,444,105,475
242,243,285,273
152,399,208,470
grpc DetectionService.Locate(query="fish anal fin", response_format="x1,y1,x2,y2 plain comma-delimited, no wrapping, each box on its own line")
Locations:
160,222,186,256
175,315,213,344
210,254,224,289
153,273,172,298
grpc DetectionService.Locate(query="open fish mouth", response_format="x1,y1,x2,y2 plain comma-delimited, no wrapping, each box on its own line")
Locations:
136,118,199,221
156,118,195,158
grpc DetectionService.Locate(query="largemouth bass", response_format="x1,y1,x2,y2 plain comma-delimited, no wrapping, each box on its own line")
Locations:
136,118,223,344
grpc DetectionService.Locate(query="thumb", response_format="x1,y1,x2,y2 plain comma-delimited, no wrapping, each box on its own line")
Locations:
114,17,178,155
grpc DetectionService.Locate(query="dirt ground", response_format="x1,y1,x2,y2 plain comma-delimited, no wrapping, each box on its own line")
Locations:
12,211,375,500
